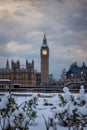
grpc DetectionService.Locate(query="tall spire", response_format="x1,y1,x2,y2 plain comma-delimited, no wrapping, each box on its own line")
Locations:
43,33,46,40
42,33,47,47
6,59,9,69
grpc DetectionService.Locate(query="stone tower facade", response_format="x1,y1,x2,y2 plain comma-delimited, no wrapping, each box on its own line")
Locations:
40,34,49,84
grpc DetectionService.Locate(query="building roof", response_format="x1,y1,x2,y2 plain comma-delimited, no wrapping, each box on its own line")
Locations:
0,68,10,73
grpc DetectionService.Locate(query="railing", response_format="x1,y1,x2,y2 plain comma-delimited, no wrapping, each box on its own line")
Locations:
0,87,87,93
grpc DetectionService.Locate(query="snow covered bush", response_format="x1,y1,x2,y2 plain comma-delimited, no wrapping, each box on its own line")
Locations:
22,96,37,123
10,108,29,130
42,114,57,130
76,85,86,106
0,94,17,130
0,94,37,130
54,86,87,130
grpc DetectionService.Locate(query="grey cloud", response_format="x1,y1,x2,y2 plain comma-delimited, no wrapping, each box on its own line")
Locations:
56,0,65,3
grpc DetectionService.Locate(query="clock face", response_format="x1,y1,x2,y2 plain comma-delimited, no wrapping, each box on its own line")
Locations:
42,50,47,55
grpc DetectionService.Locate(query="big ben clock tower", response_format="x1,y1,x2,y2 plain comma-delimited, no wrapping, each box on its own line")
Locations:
40,33,49,84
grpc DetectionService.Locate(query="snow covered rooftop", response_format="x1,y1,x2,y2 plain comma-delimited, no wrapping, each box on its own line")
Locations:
0,79,11,82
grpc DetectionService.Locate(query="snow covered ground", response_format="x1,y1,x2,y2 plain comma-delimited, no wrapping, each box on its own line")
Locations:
0,89,87,130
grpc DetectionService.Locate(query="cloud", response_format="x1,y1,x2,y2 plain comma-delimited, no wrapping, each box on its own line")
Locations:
6,41,32,52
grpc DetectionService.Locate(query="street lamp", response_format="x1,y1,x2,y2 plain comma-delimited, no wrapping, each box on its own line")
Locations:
81,71,83,75
81,71,84,81
71,73,73,77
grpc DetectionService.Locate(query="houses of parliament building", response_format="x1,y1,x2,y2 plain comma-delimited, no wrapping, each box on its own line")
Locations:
0,34,49,88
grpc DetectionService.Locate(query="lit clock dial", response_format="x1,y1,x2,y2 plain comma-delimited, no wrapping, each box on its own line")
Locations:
42,50,47,55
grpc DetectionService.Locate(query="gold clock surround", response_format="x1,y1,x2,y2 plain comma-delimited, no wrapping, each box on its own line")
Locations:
42,50,47,55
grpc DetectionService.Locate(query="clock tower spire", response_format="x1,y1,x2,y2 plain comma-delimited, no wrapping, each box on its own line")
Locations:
40,33,49,85
43,33,47,45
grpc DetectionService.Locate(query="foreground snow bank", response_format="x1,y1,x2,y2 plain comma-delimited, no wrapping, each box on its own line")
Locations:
0,85,87,130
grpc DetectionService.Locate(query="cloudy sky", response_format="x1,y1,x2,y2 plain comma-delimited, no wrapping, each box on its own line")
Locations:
0,0,87,79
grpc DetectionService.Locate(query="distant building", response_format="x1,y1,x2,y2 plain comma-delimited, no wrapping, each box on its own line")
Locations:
66,62,87,81
0,59,36,88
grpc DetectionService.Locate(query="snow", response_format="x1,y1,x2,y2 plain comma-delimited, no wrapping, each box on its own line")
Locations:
63,87,70,94
0,79,10,81
0,87,87,130
10,108,29,128
80,85,85,94
0,93,9,109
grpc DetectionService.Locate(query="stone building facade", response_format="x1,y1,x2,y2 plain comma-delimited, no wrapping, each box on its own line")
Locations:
66,62,87,81
0,59,37,88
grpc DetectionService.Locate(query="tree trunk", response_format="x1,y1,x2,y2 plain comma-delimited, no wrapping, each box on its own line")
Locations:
68,120,72,130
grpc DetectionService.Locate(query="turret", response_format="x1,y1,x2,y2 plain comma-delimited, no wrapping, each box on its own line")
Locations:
11,60,14,69
32,60,34,67
82,62,86,68
17,60,20,69
6,59,9,69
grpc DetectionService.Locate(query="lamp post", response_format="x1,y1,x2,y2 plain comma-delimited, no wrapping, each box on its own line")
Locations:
81,71,83,81
71,73,73,77
71,73,74,82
